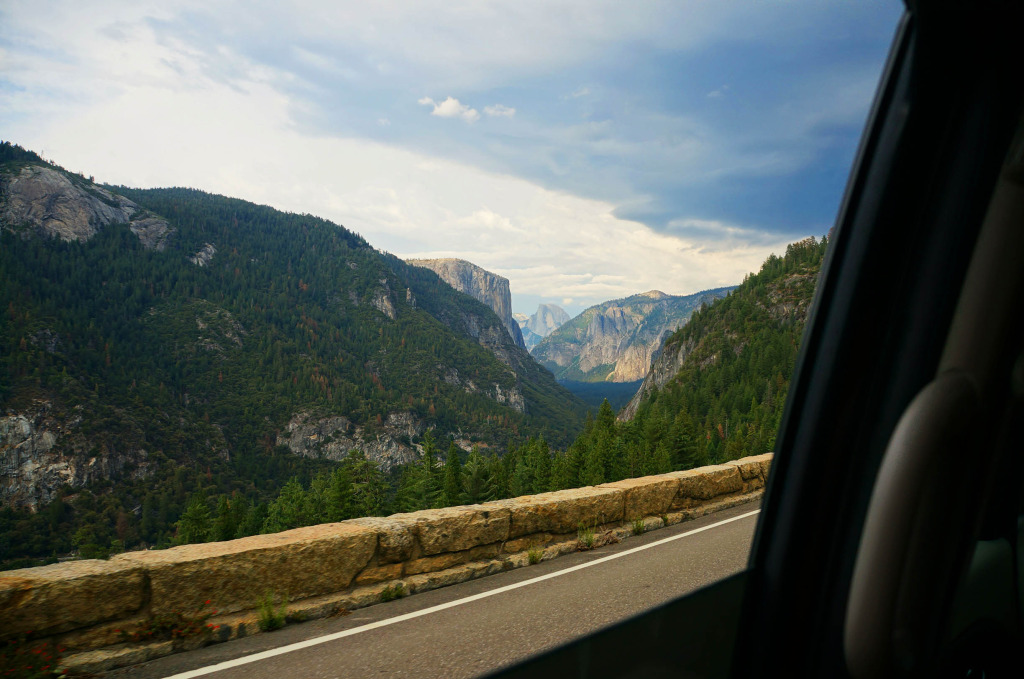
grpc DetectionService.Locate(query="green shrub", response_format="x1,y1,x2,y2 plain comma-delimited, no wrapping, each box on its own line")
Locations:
527,546,544,564
577,524,596,551
380,583,407,602
631,517,646,536
257,592,288,632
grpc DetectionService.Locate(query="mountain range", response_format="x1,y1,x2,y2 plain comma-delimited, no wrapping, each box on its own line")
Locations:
531,287,734,383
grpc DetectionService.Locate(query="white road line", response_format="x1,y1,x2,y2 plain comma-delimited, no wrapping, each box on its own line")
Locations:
162,508,760,679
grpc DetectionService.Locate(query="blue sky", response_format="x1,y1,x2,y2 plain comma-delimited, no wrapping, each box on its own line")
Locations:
0,1,902,316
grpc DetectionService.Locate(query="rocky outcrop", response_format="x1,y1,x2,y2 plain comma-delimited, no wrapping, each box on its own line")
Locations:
516,304,569,350
277,411,424,470
0,164,173,250
0,402,152,510
407,258,526,349
370,278,397,320
532,287,733,383
189,243,216,267
618,334,698,420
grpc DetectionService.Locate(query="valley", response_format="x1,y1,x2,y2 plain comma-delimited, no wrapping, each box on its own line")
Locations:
0,141,825,572
531,288,735,384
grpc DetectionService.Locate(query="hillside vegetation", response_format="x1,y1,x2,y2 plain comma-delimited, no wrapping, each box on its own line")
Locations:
0,142,585,567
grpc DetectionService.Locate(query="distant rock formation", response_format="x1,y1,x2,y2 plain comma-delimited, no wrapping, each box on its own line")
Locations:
407,258,526,348
1,164,173,249
532,288,734,383
516,304,570,351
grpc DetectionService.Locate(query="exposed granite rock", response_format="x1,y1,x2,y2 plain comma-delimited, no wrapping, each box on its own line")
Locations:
619,266,815,421
0,402,151,510
371,278,397,319
192,302,245,355
533,287,733,384
0,164,172,249
189,243,216,267
522,304,569,338
516,304,569,350
129,216,173,251
618,334,698,421
407,258,526,348
437,364,525,413
276,411,422,471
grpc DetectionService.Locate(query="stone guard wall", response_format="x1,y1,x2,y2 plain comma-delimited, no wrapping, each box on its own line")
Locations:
0,454,770,672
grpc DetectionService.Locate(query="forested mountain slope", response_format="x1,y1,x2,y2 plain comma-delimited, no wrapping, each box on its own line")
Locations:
616,236,827,463
0,142,585,566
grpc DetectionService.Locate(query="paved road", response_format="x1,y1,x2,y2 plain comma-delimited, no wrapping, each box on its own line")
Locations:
108,501,760,679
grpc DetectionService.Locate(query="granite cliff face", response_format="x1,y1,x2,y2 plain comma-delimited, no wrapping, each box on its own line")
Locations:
516,304,569,351
407,258,526,349
616,335,699,421
532,288,734,383
0,401,154,510
276,411,423,470
1,164,173,250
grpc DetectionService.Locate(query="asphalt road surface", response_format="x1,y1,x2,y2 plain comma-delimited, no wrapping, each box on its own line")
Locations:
108,501,760,679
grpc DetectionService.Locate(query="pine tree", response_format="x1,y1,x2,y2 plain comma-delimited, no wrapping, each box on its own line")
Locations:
462,446,490,503
581,442,606,486
443,443,465,506
653,441,673,474
236,502,267,538
325,465,354,520
509,449,532,498
211,495,236,541
420,430,442,508
176,490,212,544
262,478,307,533
349,451,389,516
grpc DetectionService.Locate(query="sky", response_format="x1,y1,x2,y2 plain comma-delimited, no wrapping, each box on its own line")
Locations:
0,1,902,317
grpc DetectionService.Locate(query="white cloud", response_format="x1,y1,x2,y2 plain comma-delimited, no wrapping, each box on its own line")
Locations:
484,104,515,117
377,117,391,126
418,96,479,123
0,0,856,313
706,85,729,98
